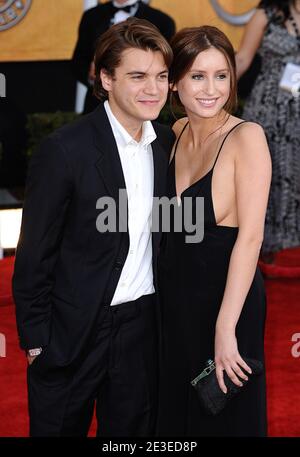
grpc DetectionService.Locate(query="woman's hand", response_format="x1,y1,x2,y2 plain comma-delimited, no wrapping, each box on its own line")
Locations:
214,326,252,394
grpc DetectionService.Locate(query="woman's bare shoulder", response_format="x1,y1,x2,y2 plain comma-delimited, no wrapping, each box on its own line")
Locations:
221,116,268,159
228,119,270,167
225,115,265,139
232,119,266,140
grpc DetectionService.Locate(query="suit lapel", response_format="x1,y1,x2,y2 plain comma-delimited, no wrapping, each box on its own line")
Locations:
91,105,127,207
90,105,168,246
135,2,147,19
96,3,117,34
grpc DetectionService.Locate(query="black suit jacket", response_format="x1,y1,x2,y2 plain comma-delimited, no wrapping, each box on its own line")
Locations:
72,1,176,113
13,104,175,368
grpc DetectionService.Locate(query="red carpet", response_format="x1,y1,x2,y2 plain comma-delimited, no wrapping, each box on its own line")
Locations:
0,257,14,307
1,253,300,437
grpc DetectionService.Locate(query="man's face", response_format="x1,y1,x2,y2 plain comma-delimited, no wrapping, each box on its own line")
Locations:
101,48,169,128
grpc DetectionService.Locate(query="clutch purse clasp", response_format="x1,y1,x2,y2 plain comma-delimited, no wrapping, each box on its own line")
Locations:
191,359,215,386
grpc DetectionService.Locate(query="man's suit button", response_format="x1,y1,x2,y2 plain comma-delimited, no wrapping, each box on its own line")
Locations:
114,260,123,270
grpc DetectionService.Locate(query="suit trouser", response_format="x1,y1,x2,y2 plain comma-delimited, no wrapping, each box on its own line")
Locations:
27,294,158,436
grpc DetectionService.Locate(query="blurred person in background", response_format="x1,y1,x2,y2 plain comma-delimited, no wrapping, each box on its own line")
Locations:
236,0,300,263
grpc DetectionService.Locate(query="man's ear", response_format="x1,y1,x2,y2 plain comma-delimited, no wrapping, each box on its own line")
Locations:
100,69,112,92
170,82,177,92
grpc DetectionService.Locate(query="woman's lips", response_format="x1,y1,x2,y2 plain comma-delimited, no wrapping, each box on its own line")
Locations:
197,98,219,107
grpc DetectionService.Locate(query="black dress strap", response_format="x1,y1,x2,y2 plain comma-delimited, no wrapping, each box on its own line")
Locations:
212,121,248,170
170,121,189,162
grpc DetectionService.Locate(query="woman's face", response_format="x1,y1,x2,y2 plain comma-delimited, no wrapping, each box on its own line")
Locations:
173,47,231,119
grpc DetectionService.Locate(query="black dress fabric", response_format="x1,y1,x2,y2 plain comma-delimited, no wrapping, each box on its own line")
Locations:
157,122,267,437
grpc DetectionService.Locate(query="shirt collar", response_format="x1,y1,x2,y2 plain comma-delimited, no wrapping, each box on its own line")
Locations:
140,119,157,148
113,0,139,7
104,100,157,150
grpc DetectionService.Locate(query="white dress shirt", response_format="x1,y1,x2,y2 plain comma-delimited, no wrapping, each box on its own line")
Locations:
104,101,156,306
112,0,139,24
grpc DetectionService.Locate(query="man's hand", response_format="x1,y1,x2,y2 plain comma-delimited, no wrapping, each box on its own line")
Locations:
26,348,42,365
27,354,38,365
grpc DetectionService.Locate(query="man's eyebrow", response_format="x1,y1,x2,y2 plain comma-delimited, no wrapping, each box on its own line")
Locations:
126,70,169,75
189,68,229,73
126,71,145,75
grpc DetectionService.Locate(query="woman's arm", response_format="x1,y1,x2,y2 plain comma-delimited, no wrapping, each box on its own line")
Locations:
235,9,268,79
214,123,272,393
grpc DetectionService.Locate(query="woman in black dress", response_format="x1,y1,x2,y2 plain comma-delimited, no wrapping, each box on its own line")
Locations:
157,26,272,436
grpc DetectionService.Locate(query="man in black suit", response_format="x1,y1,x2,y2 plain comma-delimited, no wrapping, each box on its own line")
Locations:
72,0,175,113
13,18,174,437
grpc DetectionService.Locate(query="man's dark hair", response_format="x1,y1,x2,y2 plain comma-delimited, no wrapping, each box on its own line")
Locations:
94,17,173,101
